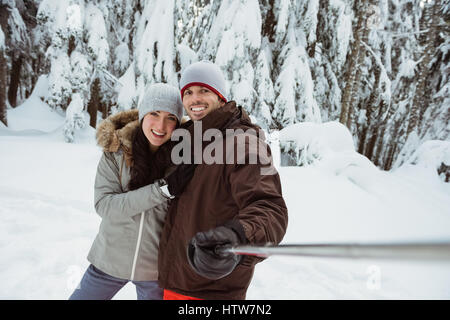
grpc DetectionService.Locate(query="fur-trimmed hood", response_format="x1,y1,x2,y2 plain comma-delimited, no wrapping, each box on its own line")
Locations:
96,109,140,167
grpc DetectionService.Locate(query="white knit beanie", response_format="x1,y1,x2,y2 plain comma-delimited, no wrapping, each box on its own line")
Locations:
179,61,228,102
138,83,184,122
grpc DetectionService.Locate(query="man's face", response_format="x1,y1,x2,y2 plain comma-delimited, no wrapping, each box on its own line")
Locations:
182,85,225,121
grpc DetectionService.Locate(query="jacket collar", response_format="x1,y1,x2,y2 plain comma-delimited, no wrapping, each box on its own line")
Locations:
96,109,139,167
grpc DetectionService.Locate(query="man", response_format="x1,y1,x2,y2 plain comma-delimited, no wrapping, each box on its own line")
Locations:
158,61,288,300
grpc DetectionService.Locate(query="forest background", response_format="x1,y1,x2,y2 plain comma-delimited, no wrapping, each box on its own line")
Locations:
0,0,448,171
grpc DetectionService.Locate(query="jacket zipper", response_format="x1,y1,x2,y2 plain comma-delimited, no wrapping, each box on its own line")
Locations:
131,211,145,281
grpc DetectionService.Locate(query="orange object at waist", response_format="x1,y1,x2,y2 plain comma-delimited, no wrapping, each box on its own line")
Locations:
163,289,203,300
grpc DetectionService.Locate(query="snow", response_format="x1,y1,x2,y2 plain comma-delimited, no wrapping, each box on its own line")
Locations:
66,4,83,33
330,0,352,68
6,75,63,132
279,121,356,166
280,121,355,153
7,6,29,46
303,0,319,45
272,13,322,126
407,140,450,168
213,0,262,66
398,140,450,182
398,59,418,79
113,42,130,74
37,0,70,33
45,50,71,109
0,101,449,299
176,44,198,71
85,4,109,67
134,0,177,87
69,51,92,93
116,62,136,110
273,0,290,44
0,26,4,49
253,41,275,128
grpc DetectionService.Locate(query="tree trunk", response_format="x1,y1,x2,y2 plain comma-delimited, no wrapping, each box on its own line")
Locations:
373,124,386,167
367,98,387,165
418,0,441,133
359,67,381,155
68,35,76,57
8,54,22,107
406,0,440,138
87,78,100,128
384,143,397,171
347,25,370,132
261,0,276,43
365,130,377,161
340,2,368,129
339,41,359,125
102,102,110,120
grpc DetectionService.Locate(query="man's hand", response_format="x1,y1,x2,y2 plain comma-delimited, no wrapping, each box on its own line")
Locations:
187,226,243,280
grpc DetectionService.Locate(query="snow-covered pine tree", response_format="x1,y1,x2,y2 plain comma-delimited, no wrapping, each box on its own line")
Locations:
339,1,370,132
267,0,322,164
195,0,262,116
253,0,278,129
63,92,85,142
133,0,178,106
393,0,449,169
101,0,141,113
84,2,110,125
63,1,90,142
0,0,35,108
353,1,392,167
420,0,450,143
369,0,417,168
311,0,352,123
271,0,321,128
38,0,80,111
407,0,439,137
3,0,448,171
357,0,387,160
37,0,112,141
104,0,138,76
174,0,208,80
253,36,275,129
388,1,448,168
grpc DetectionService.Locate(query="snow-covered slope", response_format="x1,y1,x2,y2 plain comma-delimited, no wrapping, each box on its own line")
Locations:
0,101,449,299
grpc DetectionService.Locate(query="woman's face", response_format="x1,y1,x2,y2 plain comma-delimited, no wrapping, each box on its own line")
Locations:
142,110,178,152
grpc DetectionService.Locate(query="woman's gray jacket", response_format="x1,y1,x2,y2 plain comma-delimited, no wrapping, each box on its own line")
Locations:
87,110,170,281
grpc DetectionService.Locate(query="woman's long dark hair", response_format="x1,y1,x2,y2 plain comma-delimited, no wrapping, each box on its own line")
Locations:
128,123,167,191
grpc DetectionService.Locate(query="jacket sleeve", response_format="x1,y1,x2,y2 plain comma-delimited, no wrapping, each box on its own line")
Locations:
94,151,170,219
228,138,288,253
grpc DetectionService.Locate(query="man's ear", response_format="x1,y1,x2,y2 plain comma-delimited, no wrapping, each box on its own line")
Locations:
219,98,226,107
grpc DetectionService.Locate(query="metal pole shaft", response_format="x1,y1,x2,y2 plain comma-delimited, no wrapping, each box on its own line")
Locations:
222,242,450,261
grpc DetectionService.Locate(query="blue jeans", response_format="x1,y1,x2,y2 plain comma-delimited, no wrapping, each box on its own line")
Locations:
69,264,163,300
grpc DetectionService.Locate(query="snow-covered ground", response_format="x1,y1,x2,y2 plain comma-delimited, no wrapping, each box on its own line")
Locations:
1,98,449,299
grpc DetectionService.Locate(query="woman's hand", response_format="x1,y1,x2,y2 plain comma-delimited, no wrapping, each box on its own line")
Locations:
164,164,197,197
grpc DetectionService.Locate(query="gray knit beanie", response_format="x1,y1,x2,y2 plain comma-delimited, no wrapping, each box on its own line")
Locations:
138,83,184,122
180,61,228,102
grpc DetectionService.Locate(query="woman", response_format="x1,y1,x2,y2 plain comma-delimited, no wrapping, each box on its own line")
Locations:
69,83,184,300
